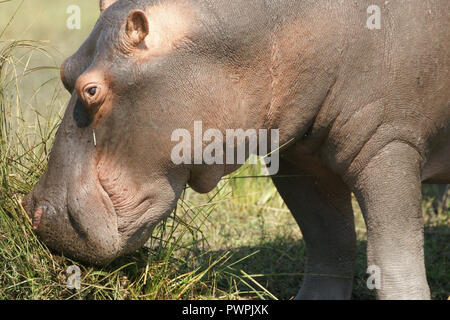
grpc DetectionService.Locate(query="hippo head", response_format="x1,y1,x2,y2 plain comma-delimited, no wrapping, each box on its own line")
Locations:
23,0,262,264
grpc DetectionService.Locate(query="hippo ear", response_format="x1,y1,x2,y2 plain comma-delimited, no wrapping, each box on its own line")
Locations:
125,10,150,46
99,0,118,14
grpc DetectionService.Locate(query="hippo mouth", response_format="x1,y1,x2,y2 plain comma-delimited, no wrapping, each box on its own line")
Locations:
31,206,44,230
97,174,119,224
21,162,126,265
25,171,119,234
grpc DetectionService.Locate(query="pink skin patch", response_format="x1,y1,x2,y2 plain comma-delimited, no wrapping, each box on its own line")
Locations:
32,207,44,230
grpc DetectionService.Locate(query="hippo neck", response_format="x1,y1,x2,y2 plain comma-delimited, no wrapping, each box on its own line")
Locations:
207,0,354,151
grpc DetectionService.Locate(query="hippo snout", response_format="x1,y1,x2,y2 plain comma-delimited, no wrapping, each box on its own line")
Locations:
21,188,122,265
22,194,53,230
31,206,44,230
22,193,36,226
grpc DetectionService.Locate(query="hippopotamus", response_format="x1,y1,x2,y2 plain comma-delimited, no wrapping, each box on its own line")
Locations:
23,0,449,300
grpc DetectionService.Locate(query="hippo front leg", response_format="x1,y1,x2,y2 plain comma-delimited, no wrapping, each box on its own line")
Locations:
272,158,356,300
352,142,431,299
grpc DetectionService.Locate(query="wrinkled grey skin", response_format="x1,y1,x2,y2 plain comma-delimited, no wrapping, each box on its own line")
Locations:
24,0,449,300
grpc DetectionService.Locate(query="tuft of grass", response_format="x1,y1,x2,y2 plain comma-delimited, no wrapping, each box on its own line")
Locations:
0,0,448,300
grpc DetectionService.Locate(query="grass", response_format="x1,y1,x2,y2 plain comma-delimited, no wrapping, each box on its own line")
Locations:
0,0,449,300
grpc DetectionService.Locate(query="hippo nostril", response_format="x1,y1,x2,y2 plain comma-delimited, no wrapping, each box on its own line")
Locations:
32,206,46,230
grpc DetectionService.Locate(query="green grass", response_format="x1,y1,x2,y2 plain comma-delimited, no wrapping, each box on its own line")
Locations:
0,0,449,300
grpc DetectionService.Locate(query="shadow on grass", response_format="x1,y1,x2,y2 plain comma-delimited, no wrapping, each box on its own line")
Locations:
109,223,448,300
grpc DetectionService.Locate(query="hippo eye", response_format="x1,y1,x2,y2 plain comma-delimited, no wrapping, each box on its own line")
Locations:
87,87,97,97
